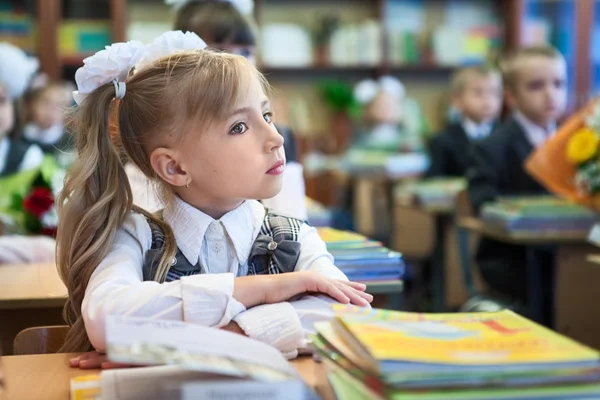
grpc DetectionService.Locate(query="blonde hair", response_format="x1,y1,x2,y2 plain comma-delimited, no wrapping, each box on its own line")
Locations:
56,50,268,352
501,45,565,91
450,65,501,95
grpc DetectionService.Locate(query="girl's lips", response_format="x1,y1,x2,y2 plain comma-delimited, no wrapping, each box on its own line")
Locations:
267,160,285,175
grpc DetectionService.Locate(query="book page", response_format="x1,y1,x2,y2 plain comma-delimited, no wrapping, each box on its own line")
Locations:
106,315,297,382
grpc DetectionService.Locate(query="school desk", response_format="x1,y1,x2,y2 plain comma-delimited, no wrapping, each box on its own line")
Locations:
0,261,399,354
0,263,67,355
0,353,333,400
336,169,419,244
393,195,482,312
555,244,600,350
456,217,589,328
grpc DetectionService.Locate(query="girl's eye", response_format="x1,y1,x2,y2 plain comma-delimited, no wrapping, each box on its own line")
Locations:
230,122,248,135
263,112,274,124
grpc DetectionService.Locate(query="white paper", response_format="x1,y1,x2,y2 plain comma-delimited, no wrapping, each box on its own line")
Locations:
105,316,298,382
101,365,235,400
181,380,309,400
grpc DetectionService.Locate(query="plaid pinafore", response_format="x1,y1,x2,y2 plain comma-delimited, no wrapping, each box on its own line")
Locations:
141,211,304,283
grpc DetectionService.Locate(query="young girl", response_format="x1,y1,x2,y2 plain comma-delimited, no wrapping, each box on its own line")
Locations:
0,42,43,177
60,31,371,360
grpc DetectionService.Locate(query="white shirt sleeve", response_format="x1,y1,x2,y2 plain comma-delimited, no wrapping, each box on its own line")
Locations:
82,213,246,351
18,144,44,172
234,223,358,358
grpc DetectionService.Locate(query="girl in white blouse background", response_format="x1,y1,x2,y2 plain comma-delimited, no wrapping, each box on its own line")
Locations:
59,31,371,363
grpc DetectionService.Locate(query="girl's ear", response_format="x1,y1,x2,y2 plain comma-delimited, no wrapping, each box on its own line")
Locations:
150,147,190,188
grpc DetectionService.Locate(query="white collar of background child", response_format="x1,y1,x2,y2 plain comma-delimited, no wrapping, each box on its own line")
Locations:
513,111,556,148
72,31,207,106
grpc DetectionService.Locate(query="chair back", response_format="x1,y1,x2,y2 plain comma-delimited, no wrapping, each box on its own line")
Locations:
13,325,69,355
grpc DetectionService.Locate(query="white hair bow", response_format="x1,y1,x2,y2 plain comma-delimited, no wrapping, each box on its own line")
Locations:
0,42,39,99
73,40,146,105
135,31,207,71
165,0,254,16
354,75,406,105
73,31,207,106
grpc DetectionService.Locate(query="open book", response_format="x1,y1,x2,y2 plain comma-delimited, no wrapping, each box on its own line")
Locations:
72,316,315,400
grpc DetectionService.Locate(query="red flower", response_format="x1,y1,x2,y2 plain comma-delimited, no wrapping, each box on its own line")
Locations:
40,227,58,238
23,187,54,218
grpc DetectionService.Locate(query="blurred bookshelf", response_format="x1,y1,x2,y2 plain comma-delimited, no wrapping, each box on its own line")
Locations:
0,0,125,79
3,0,594,135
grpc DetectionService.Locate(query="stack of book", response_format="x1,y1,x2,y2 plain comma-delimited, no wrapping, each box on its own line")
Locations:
481,196,597,237
341,149,429,178
317,228,404,282
313,305,600,399
396,178,466,211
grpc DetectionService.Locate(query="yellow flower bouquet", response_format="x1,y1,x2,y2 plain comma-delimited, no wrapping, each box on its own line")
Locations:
526,100,600,210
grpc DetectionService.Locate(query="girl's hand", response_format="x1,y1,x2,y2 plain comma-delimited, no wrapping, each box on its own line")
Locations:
69,351,132,370
266,271,373,306
234,271,373,308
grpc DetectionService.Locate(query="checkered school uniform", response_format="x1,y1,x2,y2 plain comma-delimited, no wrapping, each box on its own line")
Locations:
142,212,303,283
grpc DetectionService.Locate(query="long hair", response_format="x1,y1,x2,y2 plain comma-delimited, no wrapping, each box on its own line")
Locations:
56,50,268,351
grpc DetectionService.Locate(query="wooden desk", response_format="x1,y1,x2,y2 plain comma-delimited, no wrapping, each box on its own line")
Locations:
555,244,600,350
393,199,481,312
457,217,588,245
457,217,590,326
0,353,332,400
0,263,67,310
0,263,67,356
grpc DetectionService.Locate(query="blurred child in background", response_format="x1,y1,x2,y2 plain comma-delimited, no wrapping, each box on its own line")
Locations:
0,43,54,264
23,82,73,160
426,65,502,178
466,45,568,324
0,43,43,177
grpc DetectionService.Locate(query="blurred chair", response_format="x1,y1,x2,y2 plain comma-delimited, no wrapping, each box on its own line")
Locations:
13,325,69,355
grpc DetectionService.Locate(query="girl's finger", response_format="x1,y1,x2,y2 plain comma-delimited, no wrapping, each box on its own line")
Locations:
339,285,369,306
342,281,367,291
356,290,373,302
79,357,107,369
69,357,81,367
320,281,350,304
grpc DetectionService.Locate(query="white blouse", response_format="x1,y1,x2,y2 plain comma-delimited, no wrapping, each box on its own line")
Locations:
82,197,347,359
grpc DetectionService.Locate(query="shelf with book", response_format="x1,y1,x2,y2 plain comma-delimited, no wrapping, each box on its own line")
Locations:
0,0,37,54
31,0,126,79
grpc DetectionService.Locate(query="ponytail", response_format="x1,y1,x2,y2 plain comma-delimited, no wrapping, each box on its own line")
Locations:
57,84,133,352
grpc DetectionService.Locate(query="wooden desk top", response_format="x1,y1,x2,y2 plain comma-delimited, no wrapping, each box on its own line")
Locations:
0,353,330,400
0,263,67,310
458,217,589,245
